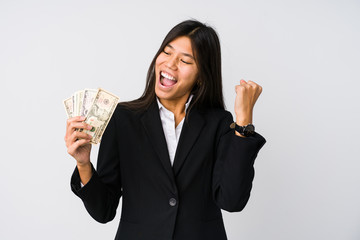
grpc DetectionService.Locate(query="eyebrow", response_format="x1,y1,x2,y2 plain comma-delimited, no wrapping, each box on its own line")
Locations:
167,44,195,60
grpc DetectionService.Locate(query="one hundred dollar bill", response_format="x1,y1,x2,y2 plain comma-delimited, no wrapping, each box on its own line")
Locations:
83,88,119,144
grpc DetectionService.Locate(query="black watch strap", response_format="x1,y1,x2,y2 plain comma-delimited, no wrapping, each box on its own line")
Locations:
230,122,255,137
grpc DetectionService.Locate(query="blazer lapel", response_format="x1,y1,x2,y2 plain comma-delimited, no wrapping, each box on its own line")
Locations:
141,101,175,183
173,108,205,176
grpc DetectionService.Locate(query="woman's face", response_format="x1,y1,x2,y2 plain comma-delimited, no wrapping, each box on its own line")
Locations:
155,36,198,104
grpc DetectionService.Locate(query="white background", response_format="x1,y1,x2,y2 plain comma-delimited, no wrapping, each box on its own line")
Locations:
1,0,359,239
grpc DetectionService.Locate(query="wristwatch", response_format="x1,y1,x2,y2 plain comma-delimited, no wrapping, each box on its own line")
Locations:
230,122,255,137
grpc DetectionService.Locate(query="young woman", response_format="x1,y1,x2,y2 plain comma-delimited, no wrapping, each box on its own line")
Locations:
65,20,266,240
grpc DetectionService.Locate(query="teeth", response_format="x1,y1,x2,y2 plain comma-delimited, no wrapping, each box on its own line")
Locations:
161,71,176,81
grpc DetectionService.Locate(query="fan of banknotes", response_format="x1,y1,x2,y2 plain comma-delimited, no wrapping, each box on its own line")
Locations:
63,88,119,144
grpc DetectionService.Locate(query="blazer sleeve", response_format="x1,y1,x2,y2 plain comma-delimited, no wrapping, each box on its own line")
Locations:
212,112,266,212
70,109,122,223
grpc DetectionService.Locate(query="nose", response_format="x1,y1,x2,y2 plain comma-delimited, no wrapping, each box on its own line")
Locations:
165,55,178,70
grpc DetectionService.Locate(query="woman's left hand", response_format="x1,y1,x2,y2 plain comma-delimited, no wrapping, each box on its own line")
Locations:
234,79,262,126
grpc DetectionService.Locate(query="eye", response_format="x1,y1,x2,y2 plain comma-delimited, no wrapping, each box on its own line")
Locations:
163,50,170,55
181,59,191,64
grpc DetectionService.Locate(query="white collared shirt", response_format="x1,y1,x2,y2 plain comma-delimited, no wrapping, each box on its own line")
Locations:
157,95,193,166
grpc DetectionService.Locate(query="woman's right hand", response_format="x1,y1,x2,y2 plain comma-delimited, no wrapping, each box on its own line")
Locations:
64,116,93,166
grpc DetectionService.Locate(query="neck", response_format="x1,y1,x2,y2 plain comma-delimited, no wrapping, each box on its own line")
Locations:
159,94,190,114
159,94,190,126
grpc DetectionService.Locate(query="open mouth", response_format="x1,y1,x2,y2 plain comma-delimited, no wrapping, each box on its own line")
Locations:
160,71,177,87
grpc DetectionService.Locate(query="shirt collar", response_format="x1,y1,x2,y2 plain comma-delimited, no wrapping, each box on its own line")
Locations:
157,94,194,112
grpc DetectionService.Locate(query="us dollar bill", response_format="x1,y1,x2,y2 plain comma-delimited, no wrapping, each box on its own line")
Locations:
80,89,97,117
74,90,84,117
72,91,79,116
63,97,74,118
83,88,119,144
78,90,84,116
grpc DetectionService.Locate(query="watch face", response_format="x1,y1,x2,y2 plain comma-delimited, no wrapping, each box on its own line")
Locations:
244,124,255,135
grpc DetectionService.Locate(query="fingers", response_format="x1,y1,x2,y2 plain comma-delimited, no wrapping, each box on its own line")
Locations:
66,131,92,158
66,130,92,146
239,79,259,88
64,117,93,152
65,117,92,140
235,84,244,94
248,80,263,95
236,79,262,95
67,138,91,156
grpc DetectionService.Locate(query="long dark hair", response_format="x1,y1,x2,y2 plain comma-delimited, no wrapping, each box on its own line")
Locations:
121,20,225,112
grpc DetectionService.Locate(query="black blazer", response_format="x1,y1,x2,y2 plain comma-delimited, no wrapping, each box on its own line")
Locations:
71,101,266,240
